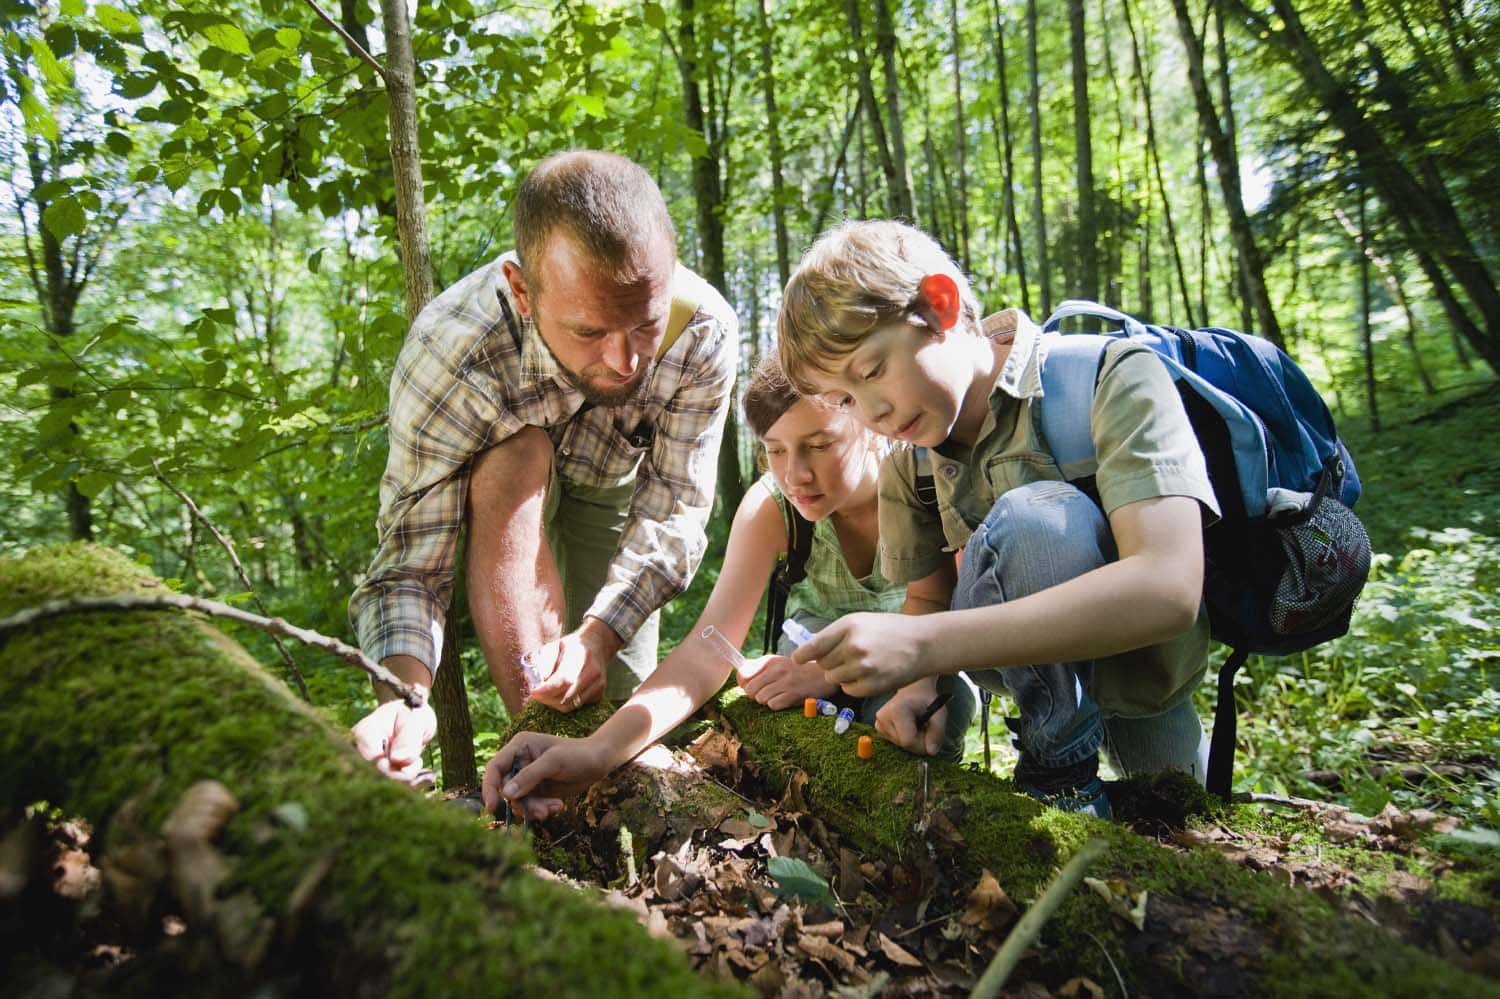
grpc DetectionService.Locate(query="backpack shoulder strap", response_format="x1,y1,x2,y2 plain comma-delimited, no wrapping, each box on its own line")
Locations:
1036,333,1114,480
657,266,705,361
762,492,815,654
913,446,939,513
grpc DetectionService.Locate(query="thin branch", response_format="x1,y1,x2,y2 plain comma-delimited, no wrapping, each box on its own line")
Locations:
970,838,1109,999
302,0,390,84
0,593,425,709
153,459,312,702
1233,790,1328,810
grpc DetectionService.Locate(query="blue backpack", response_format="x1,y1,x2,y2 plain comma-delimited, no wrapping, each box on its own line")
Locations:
1035,301,1372,797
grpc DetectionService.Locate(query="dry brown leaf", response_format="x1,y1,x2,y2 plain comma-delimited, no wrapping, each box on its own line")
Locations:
877,932,924,968
959,868,1018,933
99,842,168,933
1058,976,1107,998
802,919,844,938
1085,876,1148,931
780,770,810,814
798,932,856,972
688,730,742,782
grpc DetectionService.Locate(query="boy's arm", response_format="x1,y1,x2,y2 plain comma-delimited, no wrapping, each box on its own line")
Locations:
795,493,1203,696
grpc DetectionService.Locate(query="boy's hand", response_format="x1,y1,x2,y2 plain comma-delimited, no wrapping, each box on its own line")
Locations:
738,654,839,710
791,611,935,697
874,679,945,757
482,732,610,822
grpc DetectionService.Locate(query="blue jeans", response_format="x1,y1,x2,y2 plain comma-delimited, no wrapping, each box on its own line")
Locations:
952,481,1207,781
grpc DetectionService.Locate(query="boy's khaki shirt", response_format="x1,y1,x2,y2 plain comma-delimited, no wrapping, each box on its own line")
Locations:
878,309,1220,717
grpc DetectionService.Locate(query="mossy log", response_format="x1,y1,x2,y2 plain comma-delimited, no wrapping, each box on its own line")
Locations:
0,543,742,999
713,696,1500,997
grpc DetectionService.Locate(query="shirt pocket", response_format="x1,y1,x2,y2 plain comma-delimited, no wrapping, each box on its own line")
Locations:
981,450,1066,503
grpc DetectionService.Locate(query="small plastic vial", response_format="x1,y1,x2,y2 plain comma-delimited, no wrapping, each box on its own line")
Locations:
815,699,838,717
857,735,874,759
780,619,814,647
803,697,817,718
834,706,855,734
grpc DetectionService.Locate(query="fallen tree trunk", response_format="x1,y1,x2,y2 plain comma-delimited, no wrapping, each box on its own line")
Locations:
0,543,740,998
5,543,1496,997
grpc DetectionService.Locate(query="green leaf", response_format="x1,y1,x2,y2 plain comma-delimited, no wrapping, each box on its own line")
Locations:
203,307,236,324
76,469,116,499
272,802,309,832
42,196,86,240
95,5,142,35
202,22,251,57
765,856,830,904
574,93,606,118
105,131,132,156
642,2,667,30
746,809,771,829
307,248,324,274
276,27,302,49
30,37,71,89
61,0,85,15
19,90,58,143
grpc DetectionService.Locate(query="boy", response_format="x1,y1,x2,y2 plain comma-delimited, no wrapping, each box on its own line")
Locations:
776,220,1218,817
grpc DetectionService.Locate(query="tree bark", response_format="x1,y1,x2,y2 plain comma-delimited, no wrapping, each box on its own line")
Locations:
988,0,1030,314
1169,0,1284,346
949,0,971,272
676,0,743,516
376,0,433,321
871,0,916,220
0,544,734,998
1025,0,1051,314
1067,0,1099,303
846,0,903,222
1359,183,1381,433
755,0,791,289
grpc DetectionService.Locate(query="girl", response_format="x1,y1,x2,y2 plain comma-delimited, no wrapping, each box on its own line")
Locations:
485,357,975,821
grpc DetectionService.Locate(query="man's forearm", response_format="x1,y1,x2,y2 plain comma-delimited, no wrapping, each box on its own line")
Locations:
377,654,434,703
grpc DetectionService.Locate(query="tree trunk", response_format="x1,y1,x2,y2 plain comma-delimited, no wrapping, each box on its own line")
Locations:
755,0,791,289
377,0,433,321
846,0,904,222
1121,0,1194,322
1067,0,1098,303
433,572,478,789
989,0,1030,313
0,544,733,998
871,0,916,221
1169,0,1284,346
1359,184,1380,433
1332,206,1438,396
677,0,743,516
949,0,971,272
6,544,1497,997
1214,0,1253,332
1026,0,1051,314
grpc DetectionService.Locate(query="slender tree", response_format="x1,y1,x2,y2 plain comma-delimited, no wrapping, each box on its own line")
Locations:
1170,0,1284,346
755,0,791,288
989,0,1030,313
845,0,903,220
871,0,916,220
949,0,971,272
1067,0,1099,302
1026,0,1051,313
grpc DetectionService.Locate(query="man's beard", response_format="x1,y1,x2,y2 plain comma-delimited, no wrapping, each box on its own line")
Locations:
534,324,653,406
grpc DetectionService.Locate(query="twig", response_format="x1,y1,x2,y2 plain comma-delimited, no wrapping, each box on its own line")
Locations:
969,838,1109,999
153,459,311,702
301,0,390,83
0,594,425,709
1085,930,1129,999
1233,790,1328,811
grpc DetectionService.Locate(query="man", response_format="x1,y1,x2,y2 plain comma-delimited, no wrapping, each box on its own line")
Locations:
348,150,738,783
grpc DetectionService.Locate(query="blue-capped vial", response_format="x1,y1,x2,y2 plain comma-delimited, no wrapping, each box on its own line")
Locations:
834,706,855,734
815,699,837,717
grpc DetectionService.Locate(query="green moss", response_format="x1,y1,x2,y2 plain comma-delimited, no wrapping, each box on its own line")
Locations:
1,543,743,998
718,692,1500,998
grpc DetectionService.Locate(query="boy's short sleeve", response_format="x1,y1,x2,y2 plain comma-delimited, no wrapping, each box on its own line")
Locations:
878,448,950,584
1090,343,1220,522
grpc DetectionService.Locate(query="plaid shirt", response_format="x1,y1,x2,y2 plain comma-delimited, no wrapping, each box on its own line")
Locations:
349,251,738,674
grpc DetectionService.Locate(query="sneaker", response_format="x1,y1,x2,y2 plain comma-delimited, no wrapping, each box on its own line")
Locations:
1013,756,1113,819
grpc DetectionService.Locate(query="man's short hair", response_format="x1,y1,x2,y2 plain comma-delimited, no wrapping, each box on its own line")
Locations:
777,220,980,394
514,150,677,290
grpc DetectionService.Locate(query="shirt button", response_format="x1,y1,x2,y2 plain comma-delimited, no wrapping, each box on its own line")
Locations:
559,447,571,458
942,465,958,478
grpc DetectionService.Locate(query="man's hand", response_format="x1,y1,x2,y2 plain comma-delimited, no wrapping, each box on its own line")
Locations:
482,732,611,822
791,611,937,697
527,616,619,711
738,654,838,710
874,678,945,756
351,697,437,785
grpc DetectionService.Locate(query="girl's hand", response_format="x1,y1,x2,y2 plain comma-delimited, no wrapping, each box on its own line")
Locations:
482,732,611,822
791,611,937,697
738,654,839,710
874,679,945,757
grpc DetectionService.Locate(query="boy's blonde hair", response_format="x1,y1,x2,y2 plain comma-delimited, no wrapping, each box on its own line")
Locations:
777,220,981,394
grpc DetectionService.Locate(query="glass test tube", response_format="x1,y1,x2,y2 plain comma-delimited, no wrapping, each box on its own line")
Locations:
701,625,765,678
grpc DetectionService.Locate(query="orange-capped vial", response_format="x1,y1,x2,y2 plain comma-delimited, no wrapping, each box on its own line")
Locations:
804,697,818,718
857,735,874,759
